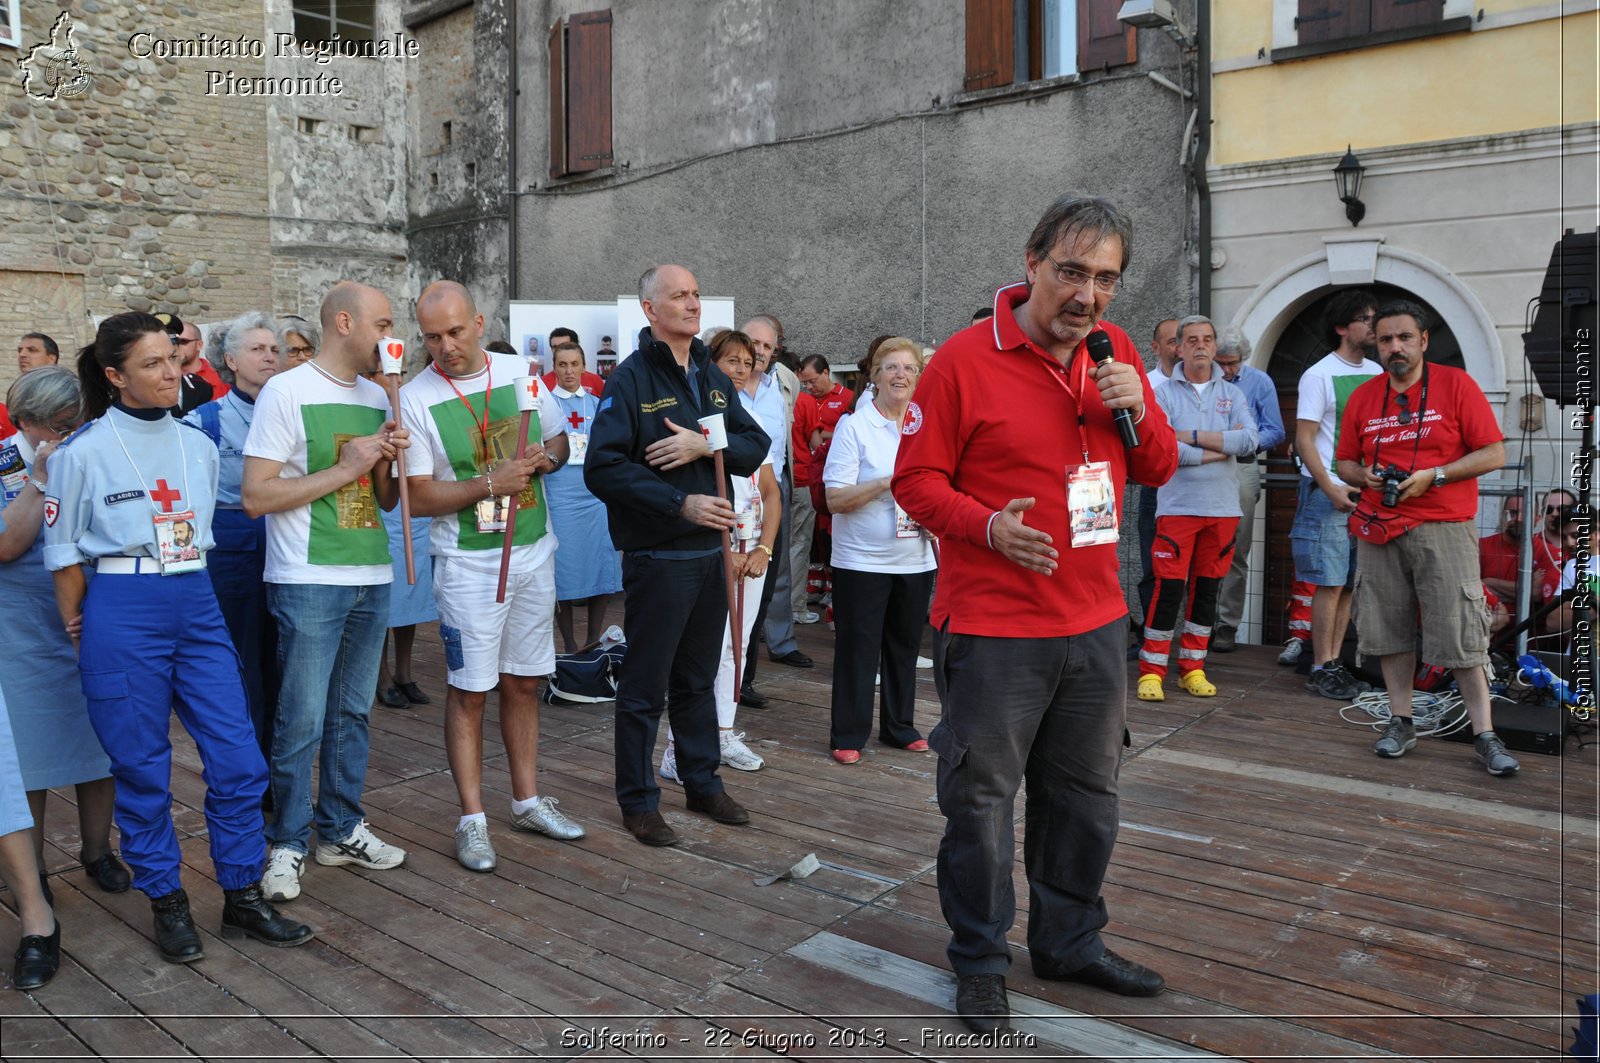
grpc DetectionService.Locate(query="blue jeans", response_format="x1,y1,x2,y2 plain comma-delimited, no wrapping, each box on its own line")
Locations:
265,581,390,852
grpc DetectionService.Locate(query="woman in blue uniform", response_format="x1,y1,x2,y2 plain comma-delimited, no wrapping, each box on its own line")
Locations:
0,367,127,901
546,340,621,652
43,312,313,964
185,311,281,763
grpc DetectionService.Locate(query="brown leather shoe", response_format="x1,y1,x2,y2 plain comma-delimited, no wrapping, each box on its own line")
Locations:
685,790,750,826
622,810,679,847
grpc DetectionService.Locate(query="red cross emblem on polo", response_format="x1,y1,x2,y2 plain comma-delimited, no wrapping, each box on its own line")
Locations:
149,478,182,513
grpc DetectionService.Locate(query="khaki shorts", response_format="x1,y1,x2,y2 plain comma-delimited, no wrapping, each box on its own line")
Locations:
1354,521,1491,669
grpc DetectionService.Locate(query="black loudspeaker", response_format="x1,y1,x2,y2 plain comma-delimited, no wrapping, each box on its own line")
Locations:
1522,229,1598,408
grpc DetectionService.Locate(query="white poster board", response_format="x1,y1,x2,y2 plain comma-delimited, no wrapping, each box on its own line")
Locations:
506,301,618,376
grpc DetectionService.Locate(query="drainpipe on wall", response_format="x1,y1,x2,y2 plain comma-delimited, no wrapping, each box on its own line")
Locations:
1193,0,1212,317
506,0,519,306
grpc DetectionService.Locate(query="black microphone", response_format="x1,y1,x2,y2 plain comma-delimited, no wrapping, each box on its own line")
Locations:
1085,330,1139,448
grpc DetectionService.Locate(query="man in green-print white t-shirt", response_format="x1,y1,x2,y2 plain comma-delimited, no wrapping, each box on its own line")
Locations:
1292,288,1382,702
242,280,412,905
400,281,583,874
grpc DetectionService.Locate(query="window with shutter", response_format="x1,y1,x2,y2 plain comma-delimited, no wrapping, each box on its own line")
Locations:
1295,0,1369,44
549,9,614,180
1076,0,1135,72
1370,0,1443,32
964,0,1015,91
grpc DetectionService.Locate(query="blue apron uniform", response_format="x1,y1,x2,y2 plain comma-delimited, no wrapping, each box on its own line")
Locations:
43,405,267,899
547,387,621,600
188,391,280,762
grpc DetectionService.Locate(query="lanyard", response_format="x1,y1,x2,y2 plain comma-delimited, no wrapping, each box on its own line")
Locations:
434,360,493,445
1039,340,1096,466
106,412,191,516
1371,365,1429,474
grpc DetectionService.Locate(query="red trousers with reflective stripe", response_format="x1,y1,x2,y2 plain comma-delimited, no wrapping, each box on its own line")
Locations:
1140,514,1238,677
1287,579,1313,640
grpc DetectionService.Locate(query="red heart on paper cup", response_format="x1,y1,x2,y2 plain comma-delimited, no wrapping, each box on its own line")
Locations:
378,336,405,375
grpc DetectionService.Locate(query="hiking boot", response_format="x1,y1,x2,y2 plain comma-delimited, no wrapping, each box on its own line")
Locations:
151,889,203,963
221,884,314,947
1374,716,1416,758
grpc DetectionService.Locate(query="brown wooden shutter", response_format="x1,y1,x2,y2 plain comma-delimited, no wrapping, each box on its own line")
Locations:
964,0,1014,91
1077,0,1137,72
565,9,613,173
1295,0,1368,43
548,18,565,178
1371,0,1443,32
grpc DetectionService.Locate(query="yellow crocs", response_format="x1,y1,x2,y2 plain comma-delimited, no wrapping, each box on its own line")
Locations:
1179,670,1217,697
1136,674,1165,702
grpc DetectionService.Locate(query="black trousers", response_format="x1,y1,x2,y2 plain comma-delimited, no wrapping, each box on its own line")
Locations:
614,552,727,814
828,566,934,750
1137,485,1158,623
929,617,1128,978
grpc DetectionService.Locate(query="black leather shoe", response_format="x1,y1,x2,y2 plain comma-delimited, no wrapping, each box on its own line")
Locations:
13,920,60,990
377,686,407,708
622,810,679,847
151,889,204,964
770,650,813,668
221,884,315,948
81,850,131,894
955,973,1009,1033
1037,948,1165,996
685,790,750,826
739,686,769,708
398,681,431,705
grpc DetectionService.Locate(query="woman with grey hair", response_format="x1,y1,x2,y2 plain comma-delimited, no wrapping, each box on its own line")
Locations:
277,316,318,368
0,366,126,907
186,312,282,765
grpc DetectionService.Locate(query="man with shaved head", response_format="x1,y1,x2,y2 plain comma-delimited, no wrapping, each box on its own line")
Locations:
243,279,413,902
585,264,771,847
400,280,583,871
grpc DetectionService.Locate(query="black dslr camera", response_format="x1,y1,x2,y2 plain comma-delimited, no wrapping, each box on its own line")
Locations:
1377,464,1408,508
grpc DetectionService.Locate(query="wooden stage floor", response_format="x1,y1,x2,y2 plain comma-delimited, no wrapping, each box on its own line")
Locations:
2,620,1594,1061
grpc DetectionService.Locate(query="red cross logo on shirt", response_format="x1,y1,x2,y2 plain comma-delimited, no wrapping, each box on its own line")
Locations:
567,410,586,430
149,479,182,513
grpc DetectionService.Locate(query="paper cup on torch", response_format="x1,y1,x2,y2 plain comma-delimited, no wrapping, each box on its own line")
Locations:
513,375,538,413
379,336,406,376
698,413,728,452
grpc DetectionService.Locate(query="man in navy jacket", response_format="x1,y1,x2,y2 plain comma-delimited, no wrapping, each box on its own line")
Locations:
585,264,769,846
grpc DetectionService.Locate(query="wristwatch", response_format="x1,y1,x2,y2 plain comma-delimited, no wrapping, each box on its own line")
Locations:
1433,467,1447,488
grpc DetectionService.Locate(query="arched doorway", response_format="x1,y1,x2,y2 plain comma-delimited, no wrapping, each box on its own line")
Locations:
1227,239,1502,644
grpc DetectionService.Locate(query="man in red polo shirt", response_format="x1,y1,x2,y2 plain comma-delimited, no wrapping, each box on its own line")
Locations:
894,195,1178,1032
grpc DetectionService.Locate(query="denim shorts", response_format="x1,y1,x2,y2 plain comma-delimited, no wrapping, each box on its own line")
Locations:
1290,476,1357,587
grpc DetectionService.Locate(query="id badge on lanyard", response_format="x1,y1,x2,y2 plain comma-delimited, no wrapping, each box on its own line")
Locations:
568,431,589,465
154,510,206,573
1067,462,1118,547
895,501,924,539
0,443,27,502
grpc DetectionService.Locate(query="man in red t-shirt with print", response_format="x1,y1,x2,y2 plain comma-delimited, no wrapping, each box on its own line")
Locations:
894,195,1178,1031
1334,299,1518,777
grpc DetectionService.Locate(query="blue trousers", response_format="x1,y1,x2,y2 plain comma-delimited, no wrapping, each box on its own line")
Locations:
78,570,267,898
929,617,1128,978
614,552,727,814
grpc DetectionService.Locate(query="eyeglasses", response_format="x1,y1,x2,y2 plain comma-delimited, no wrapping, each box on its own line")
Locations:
1351,313,1376,325
1044,255,1123,295
285,345,314,357
46,417,78,436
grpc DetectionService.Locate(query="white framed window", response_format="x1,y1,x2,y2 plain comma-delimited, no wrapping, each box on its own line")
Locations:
0,0,24,50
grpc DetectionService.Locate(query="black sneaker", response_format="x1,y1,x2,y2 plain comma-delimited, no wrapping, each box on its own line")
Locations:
1306,661,1365,702
1474,731,1520,776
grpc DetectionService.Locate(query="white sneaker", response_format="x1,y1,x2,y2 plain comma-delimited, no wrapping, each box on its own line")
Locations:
1277,638,1306,666
314,821,406,870
261,845,304,902
794,610,820,624
719,731,765,772
916,656,933,669
659,743,681,783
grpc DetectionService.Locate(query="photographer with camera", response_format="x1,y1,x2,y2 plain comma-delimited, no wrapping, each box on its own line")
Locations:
1334,300,1518,776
